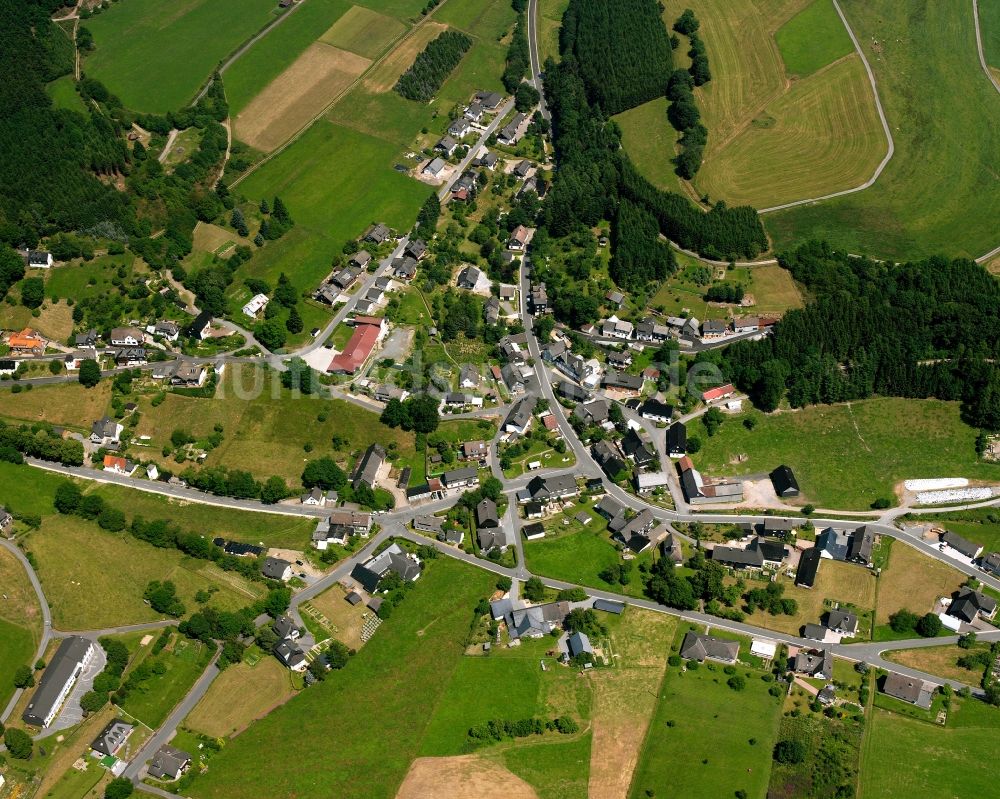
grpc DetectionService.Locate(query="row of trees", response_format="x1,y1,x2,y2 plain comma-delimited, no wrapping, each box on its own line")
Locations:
395,31,473,102
380,393,441,433
674,9,711,86
502,5,530,93
0,421,84,466
665,69,707,180
559,0,673,116
720,242,1000,428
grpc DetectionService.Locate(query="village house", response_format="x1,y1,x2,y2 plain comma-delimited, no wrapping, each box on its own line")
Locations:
90,719,134,758
148,745,192,781
363,223,392,244
448,117,472,138
881,672,933,709
350,543,422,593
795,547,822,588
7,328,46,355
474,90,504,111
794,647,833,680
328,317,386,374
677,456,744,504
436,135,459,157
171,363,208,388
503,396,535,435
187,311,213,340
508,225,529,251
242,293,269,318
940,530,983,561
103,455,138,476
635,471,670,495
679,632,739,664
947,586,997,624
701,383,735,403
601,317,634,340
666,422,687,458
91,416,123,446
461,440,488,463
352,443,386,491
22,249,54,268
262,557,292,582
640,399,673,423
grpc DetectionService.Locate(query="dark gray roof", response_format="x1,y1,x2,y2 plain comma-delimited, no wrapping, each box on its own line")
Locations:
942,530,981,558
795,547,821,587
802,623,828,641
711,545,764,568
882,672,932,707
262,557,290,580
442,466,478,485
794,647,832,678
148,744,191,780
770,465,800,496
567,631,593,657
592,598,625,614
23,636,93,726
527,473,577,499
90,718,133,757
273,615,295,639
948,587,997,622
679,632,738,663
816,527,850,560
983,551,1000,576
476,498,499,527
826,609,859,634
847,525,875,563
353,443,387,490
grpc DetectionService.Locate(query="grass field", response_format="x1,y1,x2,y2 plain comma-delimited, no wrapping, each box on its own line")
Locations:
741,558,875,636
27,515,260,630
134,365,416,488
629,642,783,799
614,98,685,196
621,0,885,210
767,0,1000,259
118,634,213,728
650,258,804,319
537,0,569,65
188,557,495,799
0,380,111,431
233,119,428,293
775,0,854,77
981,0,1000,68
860,701,1000,797
91,484,315,549
500,733,592,799
185,656,297,738
234,43,372,152
223,0,354,114
46,74,87,114
320,5,407,58
883,642,993,685
306,583,374,650
693,398,1000,510
0,545,43,650
0,618,36,714
875,542,966,626
0,461,67,517
84,0,279,113
587,609,676,798
696,55,885,208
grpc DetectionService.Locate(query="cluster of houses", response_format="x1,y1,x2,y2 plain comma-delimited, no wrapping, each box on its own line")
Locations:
87,715,191,781
795,524,875,589
585,314,774,347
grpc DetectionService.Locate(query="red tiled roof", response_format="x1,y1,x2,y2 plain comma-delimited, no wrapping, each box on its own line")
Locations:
351,315,384,326
678,456,694,472
104,455,126,470
701,383,735,402
328,323,381,374
542,414,558,430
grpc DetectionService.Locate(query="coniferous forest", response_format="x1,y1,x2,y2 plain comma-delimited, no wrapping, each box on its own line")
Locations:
718,241,1000,430
395,31,473,102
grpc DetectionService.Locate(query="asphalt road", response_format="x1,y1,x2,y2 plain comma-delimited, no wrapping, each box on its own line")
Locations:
437,99,517,202
526,0,550,122
123,645,223,781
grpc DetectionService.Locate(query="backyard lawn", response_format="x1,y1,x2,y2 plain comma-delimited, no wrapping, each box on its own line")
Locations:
874,542,966,629
118,634,214,729
883,642,994,685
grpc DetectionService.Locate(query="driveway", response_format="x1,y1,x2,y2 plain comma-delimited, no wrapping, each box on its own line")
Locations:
41,644,107,737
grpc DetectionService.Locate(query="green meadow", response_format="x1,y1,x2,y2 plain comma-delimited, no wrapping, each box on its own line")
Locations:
693,398,1000,510
766,0,1000,260
85,0,278,112
46,74,87,113
775,0,854,77
188,557,495,799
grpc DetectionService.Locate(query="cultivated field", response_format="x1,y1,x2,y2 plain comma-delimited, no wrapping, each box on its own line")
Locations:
875,542,966,626
629,637,784,799
0,381,112,431
84,0,278,112
320,5,407,58
766,0,1000,259
223,0,354,114
741,559,875,636
306,583,373,650
362,20,448,92
883,642,994,685
631,0,886,210
234,43,372,152
27,514,260,629
696,55,885,208
185,656,297,738
860,702,999,797
693,398,1000,510
188,558,494,799
397,756,540,799
587,609,676,799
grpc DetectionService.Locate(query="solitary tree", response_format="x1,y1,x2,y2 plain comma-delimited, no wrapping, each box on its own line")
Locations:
4,727,33,759
78,359,101,388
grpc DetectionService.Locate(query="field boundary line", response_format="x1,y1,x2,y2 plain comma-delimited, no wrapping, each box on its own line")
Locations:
230,0,455,188
756,0,894,215
971,0,1000,264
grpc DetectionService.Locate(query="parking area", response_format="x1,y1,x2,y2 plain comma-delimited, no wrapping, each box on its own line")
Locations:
46,641,107,735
